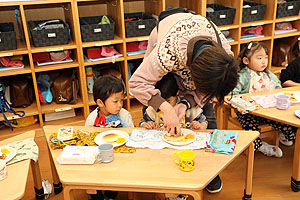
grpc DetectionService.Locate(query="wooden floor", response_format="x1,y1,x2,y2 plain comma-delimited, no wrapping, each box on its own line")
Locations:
18,124,300,200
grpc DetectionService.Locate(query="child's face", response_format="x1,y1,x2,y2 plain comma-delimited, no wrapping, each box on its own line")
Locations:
99,91,125,116
246,47,268,72
166,96,177,107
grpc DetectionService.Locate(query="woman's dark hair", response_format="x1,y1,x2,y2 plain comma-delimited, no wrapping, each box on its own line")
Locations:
238,41,269,71
93,75,124,103
292,40,300,58
190,46,239,104
155,73,179,99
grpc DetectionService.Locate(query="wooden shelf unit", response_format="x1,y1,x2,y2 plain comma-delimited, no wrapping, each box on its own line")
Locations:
0,0,299,132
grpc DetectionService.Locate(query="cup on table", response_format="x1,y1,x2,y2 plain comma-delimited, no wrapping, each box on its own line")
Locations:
98,143,114,163
276,94,290,110
174,150,195,172
0,160,7,181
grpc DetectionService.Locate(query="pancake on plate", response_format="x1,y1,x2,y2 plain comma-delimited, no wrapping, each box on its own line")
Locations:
102,133,119,143
163,134,185,142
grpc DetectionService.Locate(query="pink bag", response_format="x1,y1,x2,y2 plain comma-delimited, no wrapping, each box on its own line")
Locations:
0,57,24,67
138,41,148,50
275,22,293,30
50,50,70,61
101,46,119,57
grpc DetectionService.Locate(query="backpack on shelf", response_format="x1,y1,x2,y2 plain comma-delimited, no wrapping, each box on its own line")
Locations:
10,76,34,108
51,70,78,104
272,38,292,67
0,83,25,130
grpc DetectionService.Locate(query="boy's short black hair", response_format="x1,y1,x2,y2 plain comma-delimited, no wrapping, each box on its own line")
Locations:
93,75,124,103
155,73,179,99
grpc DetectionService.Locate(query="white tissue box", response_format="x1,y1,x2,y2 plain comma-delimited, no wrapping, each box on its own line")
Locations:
57,146,97,165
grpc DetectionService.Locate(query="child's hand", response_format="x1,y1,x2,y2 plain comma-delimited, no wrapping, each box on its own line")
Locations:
190,121,207,130
142,121,156,129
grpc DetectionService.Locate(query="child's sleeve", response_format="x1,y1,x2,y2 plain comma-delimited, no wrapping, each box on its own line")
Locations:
85,111,96,127
193,112,208,125
139,111,155,127
119,108,134,127
231,72,247,95
139,107,156,127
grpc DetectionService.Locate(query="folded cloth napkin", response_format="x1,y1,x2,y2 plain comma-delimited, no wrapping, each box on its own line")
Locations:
6,138,39,165
206,129,237,155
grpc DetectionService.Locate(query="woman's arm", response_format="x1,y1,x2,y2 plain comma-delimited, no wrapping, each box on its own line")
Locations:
282,80,300,87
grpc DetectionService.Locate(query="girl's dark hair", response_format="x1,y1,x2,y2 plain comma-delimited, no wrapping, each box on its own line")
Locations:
292,40,300,58
155,73,179,99
93,75,124,103
190,46,239,104
238,41,269,71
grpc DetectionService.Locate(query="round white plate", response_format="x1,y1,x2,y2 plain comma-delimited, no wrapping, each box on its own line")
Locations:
0,146,17,163
294,110,300,118
161,129,196,146
94,130,129,147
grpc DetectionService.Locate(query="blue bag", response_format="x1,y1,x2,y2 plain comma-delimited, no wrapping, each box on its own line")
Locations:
0,83,25,130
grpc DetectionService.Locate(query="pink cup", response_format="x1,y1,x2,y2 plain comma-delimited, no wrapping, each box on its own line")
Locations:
276,94,290,110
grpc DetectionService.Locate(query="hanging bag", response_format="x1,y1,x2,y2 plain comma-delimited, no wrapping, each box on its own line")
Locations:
0,83,25,130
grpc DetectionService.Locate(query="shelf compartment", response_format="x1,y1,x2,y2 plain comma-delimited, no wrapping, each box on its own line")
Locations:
41,97,84,114
84,57,124,66
220,27,239,44
43,109,85,126
274,19,300,39
78,0,124,42
30,41,77,54
0,64,31,77
44,113,85,126
0,101,39,122
82,35,123,48
34,61,79,72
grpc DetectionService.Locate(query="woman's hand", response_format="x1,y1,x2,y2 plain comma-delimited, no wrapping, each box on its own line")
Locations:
141,121,156,129
159,101,181,136
174,103,188,121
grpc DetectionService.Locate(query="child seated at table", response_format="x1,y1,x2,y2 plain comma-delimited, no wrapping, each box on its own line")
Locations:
85,75,134,200
280,39,300,87
85,75,134,128
139,73,208,130
231,41,297,157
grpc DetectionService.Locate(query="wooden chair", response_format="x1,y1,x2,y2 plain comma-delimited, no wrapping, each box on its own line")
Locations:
215,103,280,146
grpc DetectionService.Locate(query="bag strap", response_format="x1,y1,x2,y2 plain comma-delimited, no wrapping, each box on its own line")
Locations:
69,70,78,104
0,85,25,130
206,17,222,48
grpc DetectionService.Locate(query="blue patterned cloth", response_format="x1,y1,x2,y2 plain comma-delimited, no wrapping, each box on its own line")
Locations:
206,129,238,155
